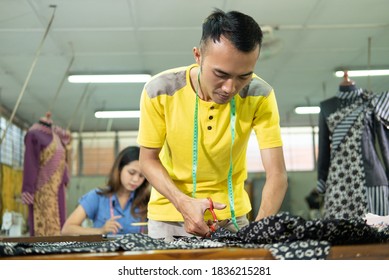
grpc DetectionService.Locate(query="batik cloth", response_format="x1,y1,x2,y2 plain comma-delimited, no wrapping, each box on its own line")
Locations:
1,212,388,260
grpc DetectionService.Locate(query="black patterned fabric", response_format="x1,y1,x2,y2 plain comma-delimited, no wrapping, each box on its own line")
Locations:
1,212,388,260
317,85,389,219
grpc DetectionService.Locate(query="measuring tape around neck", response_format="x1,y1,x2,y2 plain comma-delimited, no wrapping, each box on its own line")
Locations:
192,70,239,230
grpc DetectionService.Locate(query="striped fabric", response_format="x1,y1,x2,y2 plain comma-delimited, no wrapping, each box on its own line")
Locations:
336,87,363,100
331,104,364,152
317,178,326,194
21,192,34,205
374,91,389,127
367,186,389,216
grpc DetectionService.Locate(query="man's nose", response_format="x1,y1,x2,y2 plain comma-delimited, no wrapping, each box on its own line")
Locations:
221,78,235,94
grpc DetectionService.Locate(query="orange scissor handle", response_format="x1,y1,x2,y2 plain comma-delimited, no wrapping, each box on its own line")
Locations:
207,197,218,232
209,224,217,232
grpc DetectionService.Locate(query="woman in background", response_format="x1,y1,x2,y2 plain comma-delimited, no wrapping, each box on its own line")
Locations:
61,146,150,235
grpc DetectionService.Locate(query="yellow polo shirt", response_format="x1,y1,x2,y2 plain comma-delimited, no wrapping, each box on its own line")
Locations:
138,64,282,221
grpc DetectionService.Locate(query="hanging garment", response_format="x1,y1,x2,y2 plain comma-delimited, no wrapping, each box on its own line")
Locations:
0,165,26,223
317,85,389,219
21,122,70,236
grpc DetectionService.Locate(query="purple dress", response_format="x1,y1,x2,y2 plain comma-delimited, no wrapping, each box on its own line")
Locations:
21,122,70,236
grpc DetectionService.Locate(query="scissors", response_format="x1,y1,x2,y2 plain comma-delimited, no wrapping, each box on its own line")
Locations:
206,197,218,232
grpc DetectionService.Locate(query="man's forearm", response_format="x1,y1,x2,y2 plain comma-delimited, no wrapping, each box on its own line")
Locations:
255,173,288,221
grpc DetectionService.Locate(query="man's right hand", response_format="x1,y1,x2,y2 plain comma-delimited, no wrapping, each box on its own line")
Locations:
178,197,226,237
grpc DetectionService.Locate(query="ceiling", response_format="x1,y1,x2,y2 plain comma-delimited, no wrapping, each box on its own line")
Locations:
1,0,389,133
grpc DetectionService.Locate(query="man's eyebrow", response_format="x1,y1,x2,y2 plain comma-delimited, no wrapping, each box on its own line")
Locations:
215,68,253,77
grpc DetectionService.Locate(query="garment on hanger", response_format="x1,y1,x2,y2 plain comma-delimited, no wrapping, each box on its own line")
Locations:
317,83,389,219
21,116,71,236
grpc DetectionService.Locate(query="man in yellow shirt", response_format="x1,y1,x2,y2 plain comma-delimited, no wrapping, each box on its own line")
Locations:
138,8,288,240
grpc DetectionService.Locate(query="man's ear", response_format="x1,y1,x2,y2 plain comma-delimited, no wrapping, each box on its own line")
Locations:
193,47,201,64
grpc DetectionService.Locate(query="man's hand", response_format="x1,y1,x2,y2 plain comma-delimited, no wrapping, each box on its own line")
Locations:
178,197,226,237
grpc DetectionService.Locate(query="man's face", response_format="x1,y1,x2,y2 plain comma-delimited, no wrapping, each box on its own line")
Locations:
195,36,260,104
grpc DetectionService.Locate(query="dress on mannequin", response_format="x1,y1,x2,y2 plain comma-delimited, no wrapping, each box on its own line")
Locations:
21,112,71,236
317,73,389,219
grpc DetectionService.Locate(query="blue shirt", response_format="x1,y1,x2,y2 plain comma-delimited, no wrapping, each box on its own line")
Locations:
79,188,143,234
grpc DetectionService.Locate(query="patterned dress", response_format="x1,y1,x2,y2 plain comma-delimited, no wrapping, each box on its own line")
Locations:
317,85,389,219
21,122,70,236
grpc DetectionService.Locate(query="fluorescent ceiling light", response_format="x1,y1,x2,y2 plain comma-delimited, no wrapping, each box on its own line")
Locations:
68,74,151,83
294,106,320,115
95,110,140,119
335,69,389,77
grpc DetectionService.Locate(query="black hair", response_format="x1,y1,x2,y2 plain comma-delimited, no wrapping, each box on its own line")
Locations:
117,146,140,171
200,8,263,53
99,146,150,220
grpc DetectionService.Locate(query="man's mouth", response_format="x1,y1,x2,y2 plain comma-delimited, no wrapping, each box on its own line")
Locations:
218,93,230,101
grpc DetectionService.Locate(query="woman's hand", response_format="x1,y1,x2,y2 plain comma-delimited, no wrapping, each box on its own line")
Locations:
101,215,123,234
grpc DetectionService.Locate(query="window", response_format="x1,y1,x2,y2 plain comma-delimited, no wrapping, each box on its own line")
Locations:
71,131,139,176
71,127,319,175
71,132,115,176
247,126,319,172
0,117,25,168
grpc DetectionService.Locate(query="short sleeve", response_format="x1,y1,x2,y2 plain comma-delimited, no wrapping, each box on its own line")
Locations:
79,189,101,220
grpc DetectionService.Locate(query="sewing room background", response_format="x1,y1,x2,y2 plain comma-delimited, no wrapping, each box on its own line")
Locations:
1,0,389,236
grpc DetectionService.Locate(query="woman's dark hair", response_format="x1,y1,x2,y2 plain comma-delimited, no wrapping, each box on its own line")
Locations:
200,9,263,53
99,146,150,220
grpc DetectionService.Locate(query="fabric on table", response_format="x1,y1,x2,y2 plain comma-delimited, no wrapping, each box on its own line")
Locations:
1,212,388,260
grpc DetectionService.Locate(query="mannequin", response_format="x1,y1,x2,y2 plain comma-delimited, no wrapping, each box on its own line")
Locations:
317,72,389,219
339,71,355,86
21,112,71,236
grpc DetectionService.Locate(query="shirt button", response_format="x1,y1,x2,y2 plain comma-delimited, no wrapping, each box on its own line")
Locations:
207,126,212,130
209,116,213,120
210,106,215,110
